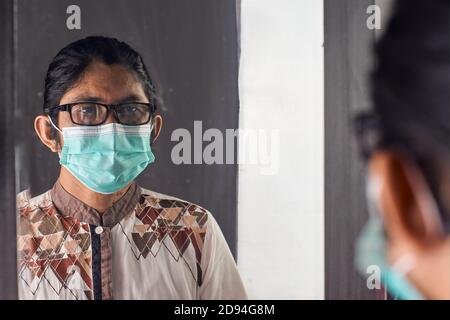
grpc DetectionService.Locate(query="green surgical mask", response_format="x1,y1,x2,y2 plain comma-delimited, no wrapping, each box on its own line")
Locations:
50,119,155,194
355,215,424,300
355,176,424,300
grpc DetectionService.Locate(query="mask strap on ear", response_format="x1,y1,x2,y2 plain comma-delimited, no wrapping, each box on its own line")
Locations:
149,120,155,145
391,253,416,276
48,115,63,134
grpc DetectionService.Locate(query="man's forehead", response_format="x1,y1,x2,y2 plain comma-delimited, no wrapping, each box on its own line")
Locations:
60,62,147,104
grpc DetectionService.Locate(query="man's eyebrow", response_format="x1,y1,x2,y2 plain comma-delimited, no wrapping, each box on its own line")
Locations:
117,94,148,103
70,94,148,103
71,95,103,102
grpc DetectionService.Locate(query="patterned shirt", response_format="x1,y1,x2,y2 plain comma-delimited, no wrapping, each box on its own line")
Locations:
16,180,247,300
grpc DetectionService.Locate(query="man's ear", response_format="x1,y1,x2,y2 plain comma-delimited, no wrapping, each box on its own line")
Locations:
369,150,445,247
34,115,60,153
151,114,163,143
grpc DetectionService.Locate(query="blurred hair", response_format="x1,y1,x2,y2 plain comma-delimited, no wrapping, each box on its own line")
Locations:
371,0,450,229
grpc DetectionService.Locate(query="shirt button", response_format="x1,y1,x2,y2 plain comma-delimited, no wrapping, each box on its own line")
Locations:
95,226,104,235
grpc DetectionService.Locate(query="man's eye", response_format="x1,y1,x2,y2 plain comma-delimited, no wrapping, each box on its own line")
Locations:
80,106,97,114
125,105,137,112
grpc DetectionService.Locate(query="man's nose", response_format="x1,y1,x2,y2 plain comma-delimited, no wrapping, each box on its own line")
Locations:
103,110,117,124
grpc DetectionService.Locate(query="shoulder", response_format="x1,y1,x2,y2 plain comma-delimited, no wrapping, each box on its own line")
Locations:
137,186,211,229
16,188,56,220
16,188,82,237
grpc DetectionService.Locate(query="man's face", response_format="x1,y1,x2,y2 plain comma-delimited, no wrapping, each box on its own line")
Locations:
34,60,163,154
56,61,149,144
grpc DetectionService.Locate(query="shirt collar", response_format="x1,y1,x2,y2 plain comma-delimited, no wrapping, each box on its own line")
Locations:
50,180,141,227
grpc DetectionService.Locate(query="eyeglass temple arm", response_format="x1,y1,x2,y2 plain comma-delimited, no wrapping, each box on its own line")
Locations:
44,104,70,115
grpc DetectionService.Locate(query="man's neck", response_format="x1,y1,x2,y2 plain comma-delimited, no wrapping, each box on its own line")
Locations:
58,166,131,213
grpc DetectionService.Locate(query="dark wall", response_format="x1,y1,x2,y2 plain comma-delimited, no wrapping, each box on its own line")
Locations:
0,0,18,300
14,0,239,256
324,0,381,299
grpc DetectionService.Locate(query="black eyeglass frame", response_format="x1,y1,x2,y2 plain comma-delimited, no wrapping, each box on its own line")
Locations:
44,101,157,126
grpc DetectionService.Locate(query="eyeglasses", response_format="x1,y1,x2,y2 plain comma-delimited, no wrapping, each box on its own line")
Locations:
44,101,156,126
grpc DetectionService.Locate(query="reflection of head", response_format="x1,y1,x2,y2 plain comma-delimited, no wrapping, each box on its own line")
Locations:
356,0,450,300
43,36,157,139
371,0,450,230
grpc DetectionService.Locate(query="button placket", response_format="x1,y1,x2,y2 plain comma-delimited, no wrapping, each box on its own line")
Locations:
99,226,113,300
95,226,104,235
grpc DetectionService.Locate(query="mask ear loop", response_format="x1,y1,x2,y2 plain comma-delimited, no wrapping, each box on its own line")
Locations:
390,253,416,277
48,115,63,134
47,115,63,157
149,119,155,146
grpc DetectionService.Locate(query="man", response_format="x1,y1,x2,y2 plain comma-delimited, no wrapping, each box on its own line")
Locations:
354,0,450,299
17,36,247,300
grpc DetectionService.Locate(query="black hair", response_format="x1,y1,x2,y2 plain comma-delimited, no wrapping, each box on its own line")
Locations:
43,36,159,140
370,0,450,230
